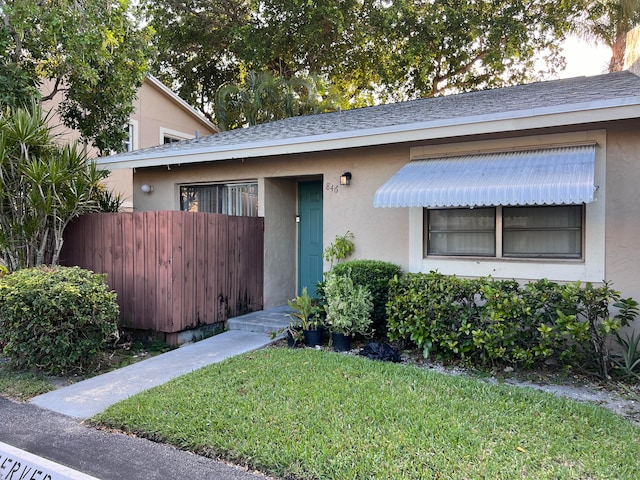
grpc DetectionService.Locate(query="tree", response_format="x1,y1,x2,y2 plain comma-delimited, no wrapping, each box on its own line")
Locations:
141,0,385,116
0,0,154,155
215,70,336,130
573,0,640,71
143,0,583,122
0,102,107,270
140,0,251,122
239,0,376,101
367,0,584,99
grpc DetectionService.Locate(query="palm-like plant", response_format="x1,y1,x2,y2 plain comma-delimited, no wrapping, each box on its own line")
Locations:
573,0,640,72
0,102,109,270
214,70,337,130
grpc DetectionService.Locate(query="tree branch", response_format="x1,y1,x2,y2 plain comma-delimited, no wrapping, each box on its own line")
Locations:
430,47,492,97
40,77,64,102
0,0,23,63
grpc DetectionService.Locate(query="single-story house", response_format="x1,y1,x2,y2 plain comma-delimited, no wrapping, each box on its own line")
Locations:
98,67,640,311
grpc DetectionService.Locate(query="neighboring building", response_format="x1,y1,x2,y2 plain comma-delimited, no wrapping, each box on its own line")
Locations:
43,75,217,210
98,43,640,311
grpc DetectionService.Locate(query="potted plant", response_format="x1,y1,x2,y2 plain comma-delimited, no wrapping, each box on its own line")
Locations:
285,323,304,347
269,322,304,348
323,231,355,268
324,272,373,351
287,287,324,347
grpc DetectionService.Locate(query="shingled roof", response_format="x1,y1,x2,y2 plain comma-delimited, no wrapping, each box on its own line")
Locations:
98,71,640,169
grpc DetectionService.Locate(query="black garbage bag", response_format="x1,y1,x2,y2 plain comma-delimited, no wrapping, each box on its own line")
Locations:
358,342,401,363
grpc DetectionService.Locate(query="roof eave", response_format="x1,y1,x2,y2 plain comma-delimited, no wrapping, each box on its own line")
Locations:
97,97,640,170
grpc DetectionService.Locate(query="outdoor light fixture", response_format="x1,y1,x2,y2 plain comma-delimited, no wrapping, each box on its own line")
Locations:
340,172,352,186
140,184,154,193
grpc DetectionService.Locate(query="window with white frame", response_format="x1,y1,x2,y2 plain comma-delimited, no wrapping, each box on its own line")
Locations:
123,123,136,152
180,183,258,217
160,127,192,145
425,205,583,259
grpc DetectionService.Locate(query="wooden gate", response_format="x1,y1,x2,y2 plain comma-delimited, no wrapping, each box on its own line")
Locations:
61,211,264,337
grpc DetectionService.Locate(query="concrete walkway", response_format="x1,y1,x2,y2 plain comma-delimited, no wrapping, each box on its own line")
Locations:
0,307,291,479
30,308,290,419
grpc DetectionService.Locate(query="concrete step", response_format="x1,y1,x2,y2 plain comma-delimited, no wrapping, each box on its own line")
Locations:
226,305,292,335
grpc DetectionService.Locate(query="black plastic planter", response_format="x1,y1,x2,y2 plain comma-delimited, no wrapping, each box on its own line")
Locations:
303,328,324,347
332,332,351,352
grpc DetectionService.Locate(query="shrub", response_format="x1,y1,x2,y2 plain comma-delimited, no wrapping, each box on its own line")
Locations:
0,266,119,375
559,281,639,379
386,272,482,359
330,260,402,336
324,272,373,337
386,272,637,376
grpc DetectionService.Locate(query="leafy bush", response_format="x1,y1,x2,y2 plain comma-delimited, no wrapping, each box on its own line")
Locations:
330,260,402,336
324,272,373,337
0,266,119,375
386,272,637,376
559,282,639,379
386,272,482,359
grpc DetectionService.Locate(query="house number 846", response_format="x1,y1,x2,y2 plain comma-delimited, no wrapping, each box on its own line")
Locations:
325,183,339,193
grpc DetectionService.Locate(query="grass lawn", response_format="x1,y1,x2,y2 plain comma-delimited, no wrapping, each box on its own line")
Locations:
93,348,639,479
0,360,54,401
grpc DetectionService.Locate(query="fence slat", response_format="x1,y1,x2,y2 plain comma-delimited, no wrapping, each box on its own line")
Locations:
61,211,263,338
194,214,206,325
156,211,171,331
144,212,157,330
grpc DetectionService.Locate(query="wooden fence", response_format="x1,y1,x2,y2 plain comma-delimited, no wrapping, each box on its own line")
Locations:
60,211,264,337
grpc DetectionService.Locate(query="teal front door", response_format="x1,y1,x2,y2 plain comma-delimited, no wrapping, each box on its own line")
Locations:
298,181,323,297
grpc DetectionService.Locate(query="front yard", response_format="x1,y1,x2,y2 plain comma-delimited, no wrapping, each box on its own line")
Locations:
92,347,640,480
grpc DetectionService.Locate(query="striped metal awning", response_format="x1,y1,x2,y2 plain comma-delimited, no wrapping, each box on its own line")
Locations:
373,145,596,208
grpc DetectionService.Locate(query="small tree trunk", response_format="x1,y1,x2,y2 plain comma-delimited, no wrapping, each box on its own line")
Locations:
35,228,49,267
609,34,627,72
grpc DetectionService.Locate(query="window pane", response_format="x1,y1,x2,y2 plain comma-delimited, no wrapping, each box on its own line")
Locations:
180,185,221,213
427,208,495,256
503,206,582,258
123,124,134,152
429,231,496,255
180,183,258,217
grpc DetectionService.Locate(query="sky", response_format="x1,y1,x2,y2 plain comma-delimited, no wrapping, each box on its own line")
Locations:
560,35,611,78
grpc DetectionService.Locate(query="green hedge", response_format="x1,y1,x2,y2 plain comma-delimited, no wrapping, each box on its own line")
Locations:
0,266,120,375
386,272,637,376
329,260,402,336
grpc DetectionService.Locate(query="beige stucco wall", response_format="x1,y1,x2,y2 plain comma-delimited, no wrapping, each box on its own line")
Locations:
101,168,134,211
131,80,216,149
263,178,297,306
625,25,640,74
605,123,640,303
132,144,410,306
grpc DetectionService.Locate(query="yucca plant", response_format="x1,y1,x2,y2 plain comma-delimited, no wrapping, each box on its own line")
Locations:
612,331,640,379
0,102,110,270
